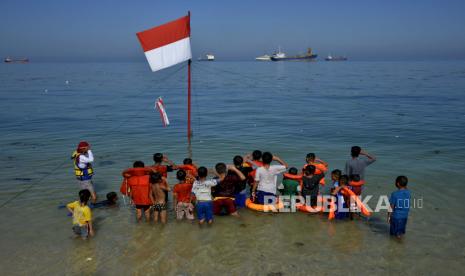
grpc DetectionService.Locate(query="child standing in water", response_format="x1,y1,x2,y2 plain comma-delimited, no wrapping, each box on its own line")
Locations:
302,153,328,186
388,176,411,239
301,165,325,207
191,167,218,225
331,175,350,219
150,172,170,224
67,189,94,239
173,170,194,221
281,167,300,196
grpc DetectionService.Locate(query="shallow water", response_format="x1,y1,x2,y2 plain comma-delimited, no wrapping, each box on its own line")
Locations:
0,61,465,275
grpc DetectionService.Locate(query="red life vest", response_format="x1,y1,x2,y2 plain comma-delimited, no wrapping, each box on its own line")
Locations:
122,168,152,205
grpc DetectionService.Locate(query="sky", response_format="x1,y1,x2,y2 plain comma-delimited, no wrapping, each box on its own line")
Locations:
1,0,465,61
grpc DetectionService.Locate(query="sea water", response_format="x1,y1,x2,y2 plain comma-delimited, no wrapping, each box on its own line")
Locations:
0,61,464,274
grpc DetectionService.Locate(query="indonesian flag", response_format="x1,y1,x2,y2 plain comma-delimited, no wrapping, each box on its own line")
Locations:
137,14,191,72
155,97,170,127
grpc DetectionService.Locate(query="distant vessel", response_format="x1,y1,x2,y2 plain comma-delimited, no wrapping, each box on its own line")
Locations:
325,55,347,61
4,57,29,63
198,54,215,61
255,54,271,61
270,48,317,61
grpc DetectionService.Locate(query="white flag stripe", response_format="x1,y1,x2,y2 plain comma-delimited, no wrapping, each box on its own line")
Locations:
144,37,191,72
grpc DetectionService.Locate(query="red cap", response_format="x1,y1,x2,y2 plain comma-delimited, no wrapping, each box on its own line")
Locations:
77,141,89,150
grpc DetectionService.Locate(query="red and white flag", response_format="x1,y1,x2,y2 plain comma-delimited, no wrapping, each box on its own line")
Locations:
155,97,170,127
137,14,191,72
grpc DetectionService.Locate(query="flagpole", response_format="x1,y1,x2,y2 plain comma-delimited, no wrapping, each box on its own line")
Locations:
188,58,192,143
187,11,192,144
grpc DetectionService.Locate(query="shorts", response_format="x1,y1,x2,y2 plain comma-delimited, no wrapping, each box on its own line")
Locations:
196,201,213,221
78,180,95,194
235,191,247,208
255,190,276,205
390,217,408,236
213,198,237,215
72,224,89,238
135,205,151,211
152,203,167,212
176,202,194,220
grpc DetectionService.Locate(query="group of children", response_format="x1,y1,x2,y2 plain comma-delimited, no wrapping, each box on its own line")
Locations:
67,142,411,240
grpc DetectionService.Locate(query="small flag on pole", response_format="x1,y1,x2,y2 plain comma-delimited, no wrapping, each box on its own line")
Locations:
137,14,191,72
155,97,170,127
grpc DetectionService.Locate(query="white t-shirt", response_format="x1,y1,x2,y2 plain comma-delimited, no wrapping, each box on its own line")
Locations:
77,150,94,169
192,179,218,201
255,165,287,194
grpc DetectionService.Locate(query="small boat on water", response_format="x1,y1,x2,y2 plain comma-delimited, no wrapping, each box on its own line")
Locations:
4,57,29,63
270,48,317,61
325,55,347,61
198,54,215,61
255,54,271,61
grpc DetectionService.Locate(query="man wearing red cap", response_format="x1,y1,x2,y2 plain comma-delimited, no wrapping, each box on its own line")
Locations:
72,141,97,203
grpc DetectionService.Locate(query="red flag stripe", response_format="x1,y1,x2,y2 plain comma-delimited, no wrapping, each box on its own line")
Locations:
137,15,190,52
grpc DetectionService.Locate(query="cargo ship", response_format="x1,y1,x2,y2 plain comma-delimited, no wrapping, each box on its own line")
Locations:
325,55,347,61
270,48,317,61
4,57,29,63
198,54,215,61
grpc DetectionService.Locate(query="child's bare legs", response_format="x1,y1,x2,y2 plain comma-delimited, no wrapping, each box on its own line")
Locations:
136,208,143,222
144,208,151,222
91,191,97,204
153,211,159,223
160,210,167,224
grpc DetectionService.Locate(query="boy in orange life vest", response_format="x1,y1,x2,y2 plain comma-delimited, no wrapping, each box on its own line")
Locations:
122,161,152,222
150,153,176,178
150,172,170,224
302,153,328,186
176,158,198,185
172,170,194,220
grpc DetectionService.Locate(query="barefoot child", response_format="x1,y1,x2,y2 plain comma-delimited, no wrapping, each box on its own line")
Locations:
150,172,170,224
173,170,194,221
302,153,328,186
191,167,218,225
388,176,411,239
67,189,94,239
122,161,152,222
301,165,325,207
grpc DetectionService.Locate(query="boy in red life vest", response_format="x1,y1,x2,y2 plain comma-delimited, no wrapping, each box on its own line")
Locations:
150,153,176,178
302,153,328,186
172,170,194,221
150,172,170,224
122,161,152,222
176,158,198,185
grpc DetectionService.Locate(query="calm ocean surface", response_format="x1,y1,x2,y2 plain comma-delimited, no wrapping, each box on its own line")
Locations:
0,61,464,274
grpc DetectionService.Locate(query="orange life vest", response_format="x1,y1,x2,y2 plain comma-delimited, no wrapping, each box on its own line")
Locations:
302,162,328,185
122,168,152,205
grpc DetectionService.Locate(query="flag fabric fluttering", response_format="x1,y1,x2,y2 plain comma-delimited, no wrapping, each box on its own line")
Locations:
136,14,191,72
155,97,170,127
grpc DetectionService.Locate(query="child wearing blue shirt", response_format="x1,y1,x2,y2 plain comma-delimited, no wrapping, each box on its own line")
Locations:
388,176,411,238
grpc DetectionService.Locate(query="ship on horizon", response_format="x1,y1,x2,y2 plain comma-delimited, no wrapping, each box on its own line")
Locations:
270,48,317,61
255,54,271,61
198,54,215,61
325,54,347,61
4,57,29,63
